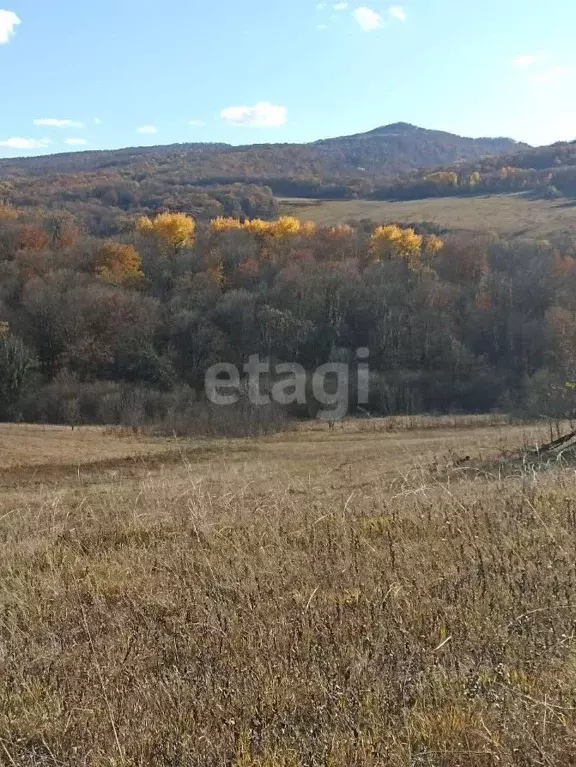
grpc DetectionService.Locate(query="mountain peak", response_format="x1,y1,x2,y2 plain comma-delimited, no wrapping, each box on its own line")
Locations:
347,122,423,139
368,122,421,134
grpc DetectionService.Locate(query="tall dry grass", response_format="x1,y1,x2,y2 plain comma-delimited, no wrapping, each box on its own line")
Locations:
279,194,576,239
1,431,576,765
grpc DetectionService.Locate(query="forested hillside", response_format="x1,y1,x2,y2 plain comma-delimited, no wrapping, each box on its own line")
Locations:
3,125,575,429
373,140,576,200
0,123,525,179
0,124,526,234
1,205,575,427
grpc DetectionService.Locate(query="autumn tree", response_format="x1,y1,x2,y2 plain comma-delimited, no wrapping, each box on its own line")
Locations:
435,234,489,285
422,234,444,258
424,171,458,192
0,205,19,222
243,218,273,237
467,171,482,190
44,212,80,250
136,212,196,253
209,216,243,234
94,242,144,286
17,224,49,253
300,221,317,236
313,224,356,263
369,225,423,270
268,216,302,238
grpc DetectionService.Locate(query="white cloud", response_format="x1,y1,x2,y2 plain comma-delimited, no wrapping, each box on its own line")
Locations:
93,118,103,126
316,2,327,9
64,138,88,146
188,119,205,127
513,54,545,68
136,125,158,134
221,102,287,128
511,54,569,86
317,23,328,30
388,6,407,22
0,137,50,150
333,2,348,10
34,118,84,128
0,10,20,44
528,65,569,85
352,7,383,31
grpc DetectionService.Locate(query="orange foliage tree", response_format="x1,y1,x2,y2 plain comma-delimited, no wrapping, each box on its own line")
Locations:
94,243,144,286
17,224,49,252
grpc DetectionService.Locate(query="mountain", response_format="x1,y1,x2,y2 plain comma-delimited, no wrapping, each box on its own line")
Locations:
0,124,530,233
0,123,528,180
309,123,528,175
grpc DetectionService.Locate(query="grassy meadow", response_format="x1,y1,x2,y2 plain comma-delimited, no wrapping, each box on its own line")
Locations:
2,417,576,765
280,194,576,238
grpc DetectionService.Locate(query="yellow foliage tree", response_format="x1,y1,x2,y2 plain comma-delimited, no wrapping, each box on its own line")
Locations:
423,234,444,257
243,218,272,236
425,171,458,188
300,221,317,236
95,243,144,286
468,171,482,188
136,212,196,252
369,225,423,270
268,216,302,238
209,215,312,239
209,216,243,233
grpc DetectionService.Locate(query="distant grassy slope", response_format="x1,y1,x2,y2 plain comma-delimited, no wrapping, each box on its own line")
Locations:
280,193,576,238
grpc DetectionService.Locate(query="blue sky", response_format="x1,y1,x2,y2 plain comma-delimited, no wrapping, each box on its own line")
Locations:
0,0,575,157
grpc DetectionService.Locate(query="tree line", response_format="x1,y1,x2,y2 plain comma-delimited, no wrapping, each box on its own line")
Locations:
1,205,575,427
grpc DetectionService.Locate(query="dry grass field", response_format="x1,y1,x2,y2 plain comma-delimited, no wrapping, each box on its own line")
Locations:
280,194,576,238
2,417,576,765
